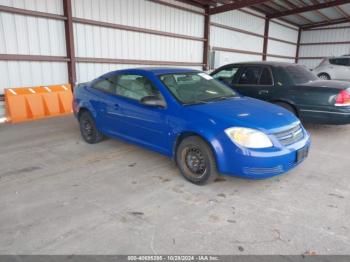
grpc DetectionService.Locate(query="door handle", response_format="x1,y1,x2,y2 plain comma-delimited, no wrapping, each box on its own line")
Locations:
114,104,119,110
259,90,269,95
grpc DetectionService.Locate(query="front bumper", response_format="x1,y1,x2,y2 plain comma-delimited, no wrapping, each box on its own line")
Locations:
214,130,311,179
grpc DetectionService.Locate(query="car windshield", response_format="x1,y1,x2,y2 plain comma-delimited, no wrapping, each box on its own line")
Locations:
284,65,318,84
159,72,237,105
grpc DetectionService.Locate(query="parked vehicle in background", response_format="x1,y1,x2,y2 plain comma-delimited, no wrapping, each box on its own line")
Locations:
74,68,310,184
313,55,350,81
211,62,350,125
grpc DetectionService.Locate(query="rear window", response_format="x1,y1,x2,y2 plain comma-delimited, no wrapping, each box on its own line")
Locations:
284,65,318,84
329,58,350,66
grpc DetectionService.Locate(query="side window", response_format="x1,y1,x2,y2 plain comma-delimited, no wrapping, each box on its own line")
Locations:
329,58,349,66
238,67,262,85
212,67,239,84
116,74,161,101
92,78,115,93
259,68,273,85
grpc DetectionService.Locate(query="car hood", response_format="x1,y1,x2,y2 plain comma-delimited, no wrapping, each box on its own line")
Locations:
297,80,350,90
189,97,299,133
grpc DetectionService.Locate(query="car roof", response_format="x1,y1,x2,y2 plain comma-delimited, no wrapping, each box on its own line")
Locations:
228,61,297,67
326,55,350,59
115,67,202,75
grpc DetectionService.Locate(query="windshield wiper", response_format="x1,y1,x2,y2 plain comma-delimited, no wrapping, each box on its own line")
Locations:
182,100,210,106
183,96,235,106
202,95,236,103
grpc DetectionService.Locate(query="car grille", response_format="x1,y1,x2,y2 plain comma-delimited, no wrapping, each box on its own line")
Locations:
243,165,284,176
273,124,304,146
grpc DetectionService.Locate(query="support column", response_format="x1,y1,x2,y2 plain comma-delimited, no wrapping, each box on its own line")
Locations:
203,6,210,71
295,27,302,63
262,17,270,61
63,0,76,86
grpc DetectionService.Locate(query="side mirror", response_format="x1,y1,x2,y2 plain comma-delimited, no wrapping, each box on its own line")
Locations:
140,95,166,108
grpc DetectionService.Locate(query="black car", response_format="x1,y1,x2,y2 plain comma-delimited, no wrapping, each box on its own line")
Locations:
211,62,350,125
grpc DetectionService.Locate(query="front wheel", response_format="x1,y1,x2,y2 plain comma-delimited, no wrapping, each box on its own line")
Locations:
176,136,218,185
79,111,104,144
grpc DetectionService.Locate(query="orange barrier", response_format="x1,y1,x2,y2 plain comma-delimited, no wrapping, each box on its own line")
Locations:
5,84,73,123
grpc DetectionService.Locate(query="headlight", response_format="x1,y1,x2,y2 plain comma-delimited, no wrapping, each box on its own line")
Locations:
225,127,273,148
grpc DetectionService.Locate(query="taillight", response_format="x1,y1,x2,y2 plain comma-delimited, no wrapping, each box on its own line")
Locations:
335,89,350,106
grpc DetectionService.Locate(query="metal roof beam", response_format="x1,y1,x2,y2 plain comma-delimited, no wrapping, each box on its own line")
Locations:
191,0,217,6
268,1,313,24
302,17,350,29
209,0,270,15
309,0,331,21
249,5,300,27
335,5,350,19
268,0,350,19
174,0,205,8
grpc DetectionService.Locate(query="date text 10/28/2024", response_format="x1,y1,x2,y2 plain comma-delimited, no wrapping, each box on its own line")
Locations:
128,256,219,261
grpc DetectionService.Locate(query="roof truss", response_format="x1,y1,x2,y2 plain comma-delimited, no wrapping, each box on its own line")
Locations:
177,0,350,29
268,0,350,19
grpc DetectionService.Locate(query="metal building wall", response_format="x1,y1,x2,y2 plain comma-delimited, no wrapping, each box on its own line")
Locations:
0,0,205,93
0,0,67,93
266,20,298,63
298,22,350,69
209,8,298,69
0,0,302,94
210,8,264,68
72,0,205,83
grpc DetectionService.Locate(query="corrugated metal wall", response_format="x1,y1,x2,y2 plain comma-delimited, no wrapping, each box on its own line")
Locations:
210,8,264,68
210,8,298,68
0,0,68,92
299,22,350,69
0,0,301,94
0,0,204,93
267,20,298,63
72,0,204,83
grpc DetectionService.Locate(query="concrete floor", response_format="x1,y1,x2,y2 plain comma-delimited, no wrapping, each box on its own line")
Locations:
0,116,349,255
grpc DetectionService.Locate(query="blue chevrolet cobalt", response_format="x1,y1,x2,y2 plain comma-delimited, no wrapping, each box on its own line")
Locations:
73,68,310,185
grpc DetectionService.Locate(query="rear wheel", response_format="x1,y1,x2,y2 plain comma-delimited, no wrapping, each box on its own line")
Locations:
79,111,104,144
274,102,297,116
318,73,330,80
176,136,218,185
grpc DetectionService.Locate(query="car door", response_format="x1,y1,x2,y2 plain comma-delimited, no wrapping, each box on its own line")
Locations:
88,75,124,135
112,73,170,154
330,58,350,80
233,66,275,101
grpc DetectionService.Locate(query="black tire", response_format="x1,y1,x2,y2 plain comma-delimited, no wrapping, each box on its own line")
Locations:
79,111,104,144
274,102,297,116
318,73,330,80
176,136,218,185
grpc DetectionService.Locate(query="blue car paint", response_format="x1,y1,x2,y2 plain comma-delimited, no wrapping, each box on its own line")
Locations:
74,68,311,179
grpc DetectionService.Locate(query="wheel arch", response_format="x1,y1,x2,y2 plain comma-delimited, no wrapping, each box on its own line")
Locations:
77,107,91,120
317,72,331,79
172,131,220,167
76,102,98,120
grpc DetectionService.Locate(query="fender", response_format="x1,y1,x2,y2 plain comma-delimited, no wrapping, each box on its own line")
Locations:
172,127,226,171
74,85,98,120
270,98,299,116
76,100,98,119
